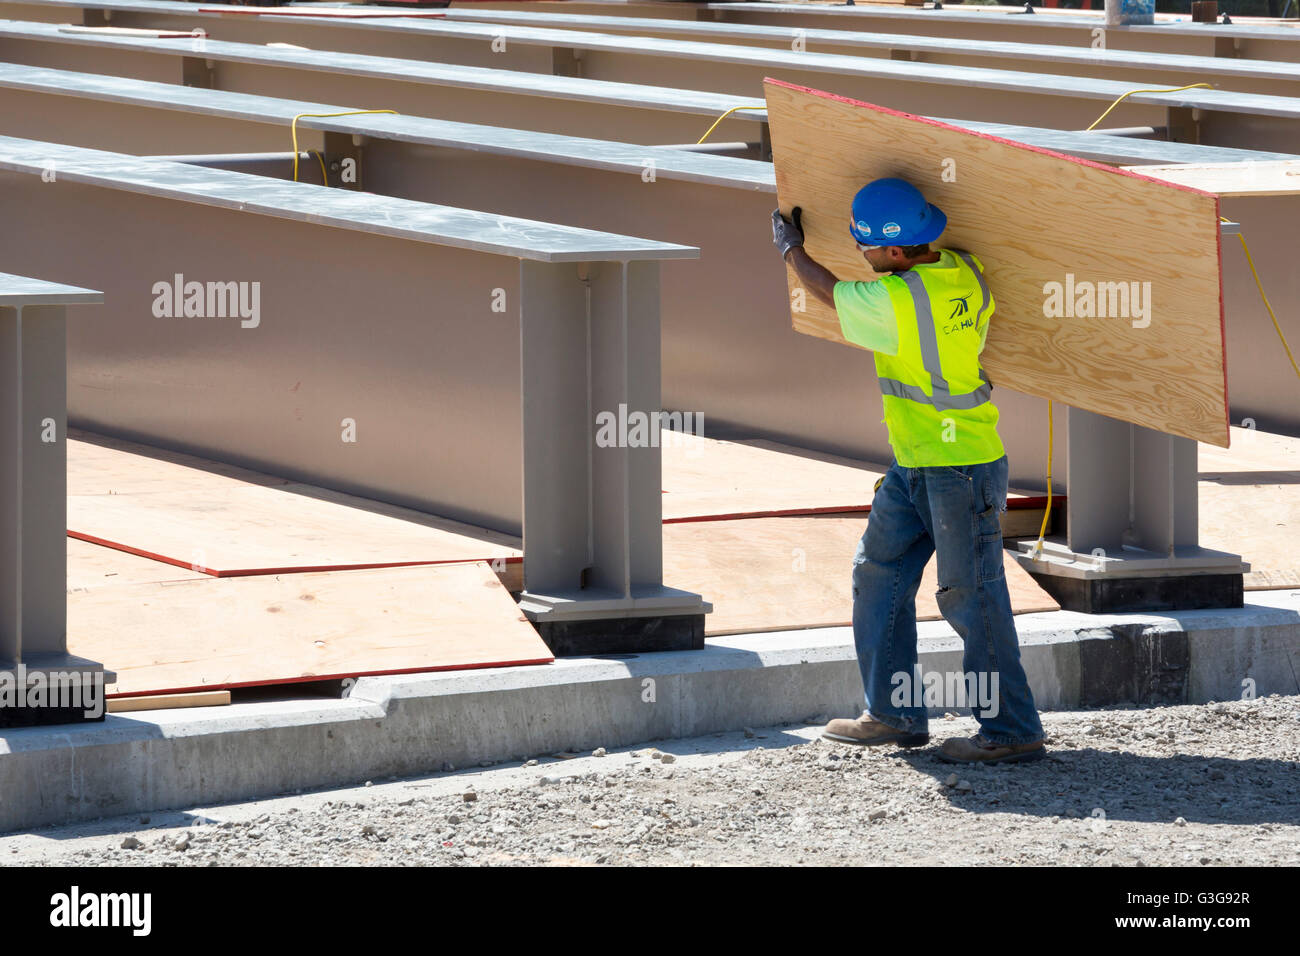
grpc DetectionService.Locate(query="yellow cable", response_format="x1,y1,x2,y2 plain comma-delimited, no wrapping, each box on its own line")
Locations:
1083,82,1213,132
696,105,766,145
290,110,398,183
1223,217,1300,382
311,149,328,185
1031,400,1054,561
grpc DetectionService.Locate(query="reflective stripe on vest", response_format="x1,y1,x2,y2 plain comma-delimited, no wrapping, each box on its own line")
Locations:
877,253,993,412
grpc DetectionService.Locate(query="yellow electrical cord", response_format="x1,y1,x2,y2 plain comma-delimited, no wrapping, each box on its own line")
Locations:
1223,217,1300,383
696,105,766,145
1083,82,1213,132
310,149,328,184
290,110,398,183
1030,401,1054,561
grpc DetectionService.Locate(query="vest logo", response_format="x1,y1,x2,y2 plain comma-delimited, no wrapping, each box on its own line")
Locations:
1042,274,1152,328
948,292,972,319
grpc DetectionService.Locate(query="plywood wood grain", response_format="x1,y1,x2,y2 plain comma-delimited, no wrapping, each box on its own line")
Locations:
67,537,207,592
1198,425,1300,590
663,515,1059,636
660,431,1055,536
68,430,520,576
68,561,553,697
765,80,1229,447
661,432,886,519
107,691,231,713
1122,161,1300,197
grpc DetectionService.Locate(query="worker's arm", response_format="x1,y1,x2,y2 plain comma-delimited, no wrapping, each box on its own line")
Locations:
832,279,900,356
783,246,839,308
772,207,839,307
772,207,898,353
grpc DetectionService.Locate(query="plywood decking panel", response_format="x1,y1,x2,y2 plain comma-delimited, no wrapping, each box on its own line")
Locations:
1122,160,1300,197
68,561,552,697
664,514,1059,636
1198,425,1300,590
67,536,207,592
765,79,1229,447
68,431,520,576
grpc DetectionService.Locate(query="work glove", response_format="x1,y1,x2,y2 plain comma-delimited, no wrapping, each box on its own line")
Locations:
771,207,804,258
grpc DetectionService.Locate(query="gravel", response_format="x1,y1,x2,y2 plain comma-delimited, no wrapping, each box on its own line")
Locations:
5,694,1299,867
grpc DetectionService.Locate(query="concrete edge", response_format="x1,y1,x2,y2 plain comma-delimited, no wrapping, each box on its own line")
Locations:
1,591,1297,833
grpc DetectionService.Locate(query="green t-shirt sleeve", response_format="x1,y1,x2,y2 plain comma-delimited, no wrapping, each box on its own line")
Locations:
832,279,900,356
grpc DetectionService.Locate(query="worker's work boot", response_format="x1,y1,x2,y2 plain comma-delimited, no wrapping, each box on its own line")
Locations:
938,733,1046,764
822,712,929,748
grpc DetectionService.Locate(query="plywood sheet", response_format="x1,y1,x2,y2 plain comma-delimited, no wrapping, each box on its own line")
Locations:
70,429,1051,580
661,432,886,519
660,431,1057,534
765,80,1229,447
68,430,520,576
67,537,207,592
1198,425,1300,590
68,561,552,697
1121,161,1300,197
663,515,1059,636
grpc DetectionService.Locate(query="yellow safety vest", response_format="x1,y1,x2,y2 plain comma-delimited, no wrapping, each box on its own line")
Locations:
844,250,1004,468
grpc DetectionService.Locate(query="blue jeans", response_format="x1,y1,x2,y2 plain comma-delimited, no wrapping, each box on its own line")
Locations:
851,455,1043,745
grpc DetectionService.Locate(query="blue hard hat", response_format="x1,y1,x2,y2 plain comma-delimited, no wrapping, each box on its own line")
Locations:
848,178,947,246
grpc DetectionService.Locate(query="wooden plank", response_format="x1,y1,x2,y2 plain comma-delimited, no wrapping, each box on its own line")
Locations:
1243,569,1300,590
1121,161,1300,197
663,515,1058,637
107,690,231,712
764,80,1229,448
69,561,552,697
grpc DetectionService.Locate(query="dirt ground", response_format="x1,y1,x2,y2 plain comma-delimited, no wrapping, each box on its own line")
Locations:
4,694,1298,867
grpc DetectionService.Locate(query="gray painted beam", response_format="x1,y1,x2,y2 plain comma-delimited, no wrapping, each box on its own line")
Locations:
445,7,1300,84
3,14,1300,122
1,60,1296,187
0,273,101,672
0,135,697,262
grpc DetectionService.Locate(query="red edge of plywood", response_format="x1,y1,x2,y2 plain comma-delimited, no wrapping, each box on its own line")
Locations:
663,495,1063,524
106,655,554,700
74,495,1065,572
1215,195,1231,446
762,78,1220,199
764,78,1231,448
67,529,522,578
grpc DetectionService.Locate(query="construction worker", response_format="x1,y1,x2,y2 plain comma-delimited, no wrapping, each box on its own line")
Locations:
771,178,1045,764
